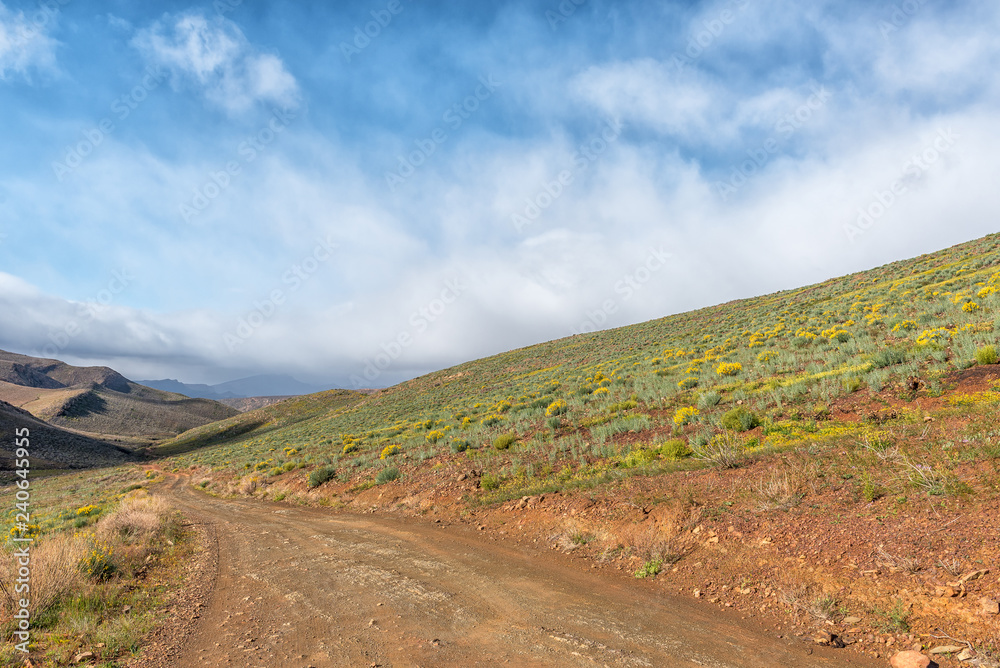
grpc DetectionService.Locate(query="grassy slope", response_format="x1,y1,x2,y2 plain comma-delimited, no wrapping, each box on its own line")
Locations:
165,232,1000,481
153,389,366,457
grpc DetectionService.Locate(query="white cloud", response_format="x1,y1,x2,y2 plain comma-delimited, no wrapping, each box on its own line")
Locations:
132,12,300,115
0,1,59,81
571,58,716,137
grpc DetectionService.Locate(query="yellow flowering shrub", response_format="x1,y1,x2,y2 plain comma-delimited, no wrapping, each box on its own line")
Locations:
891,320,916,333
9,524,40,539
757,351,777,363
963,301,980,312
80,540,116,581
380,444,401,459
673,406,699,426
545,399,568,417
592,387,610,396
426,430,445,443
716,362,742,376
76,505,101,516
916,328,952,346
677,376,698,390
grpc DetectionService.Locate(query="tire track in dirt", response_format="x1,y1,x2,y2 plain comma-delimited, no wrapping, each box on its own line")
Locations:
153,475,882,667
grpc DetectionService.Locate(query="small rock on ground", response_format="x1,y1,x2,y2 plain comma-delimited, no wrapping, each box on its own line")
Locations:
890,650,932,668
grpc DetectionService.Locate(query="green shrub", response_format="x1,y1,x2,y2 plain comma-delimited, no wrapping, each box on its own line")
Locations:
375,467,400,485
493,434,516,450
843,376,864,393
307,465,337,488
697,391,721,409
975,345,998,365
677,376,698,390
607,399,638,412
720,406,759,432
658,439,692,459
872,349,908,368
634,559,662,578
546,416,562,430
450,439,469,453
873,599,910,633
861,475,885,503
480,473,501,490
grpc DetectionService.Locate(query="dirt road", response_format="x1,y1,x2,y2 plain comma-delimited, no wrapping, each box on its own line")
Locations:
150,475,881,667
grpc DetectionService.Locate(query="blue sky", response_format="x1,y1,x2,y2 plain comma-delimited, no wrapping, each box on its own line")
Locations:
1,0,998,389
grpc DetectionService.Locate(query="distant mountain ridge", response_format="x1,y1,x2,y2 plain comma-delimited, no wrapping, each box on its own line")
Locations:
0,349,239,445
138,374,333,400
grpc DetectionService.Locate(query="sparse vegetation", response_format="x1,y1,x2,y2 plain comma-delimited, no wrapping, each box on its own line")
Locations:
308,465,337,488
375,466,400,485
634,559,662,579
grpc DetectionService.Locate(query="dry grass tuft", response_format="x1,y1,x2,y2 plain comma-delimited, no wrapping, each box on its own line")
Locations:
753,470,803,512
875,545,922,574
0,533,87,616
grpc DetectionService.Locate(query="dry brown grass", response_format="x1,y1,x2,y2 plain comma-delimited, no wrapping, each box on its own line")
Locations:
95,493,178,576
752,470,804,512
0,491,178,622
0,533,87,616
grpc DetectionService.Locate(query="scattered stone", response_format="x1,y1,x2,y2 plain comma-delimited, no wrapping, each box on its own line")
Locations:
456,474,467,482
934,586,959,598
928,645,965,655
957,648,975,662
980,597,1000,616
958,569,989,585
71,653,95,665
812,631,833,645
842,616,862,624
889,650,931,668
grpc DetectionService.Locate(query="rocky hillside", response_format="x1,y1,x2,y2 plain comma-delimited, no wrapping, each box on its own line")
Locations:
0,350,238,442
